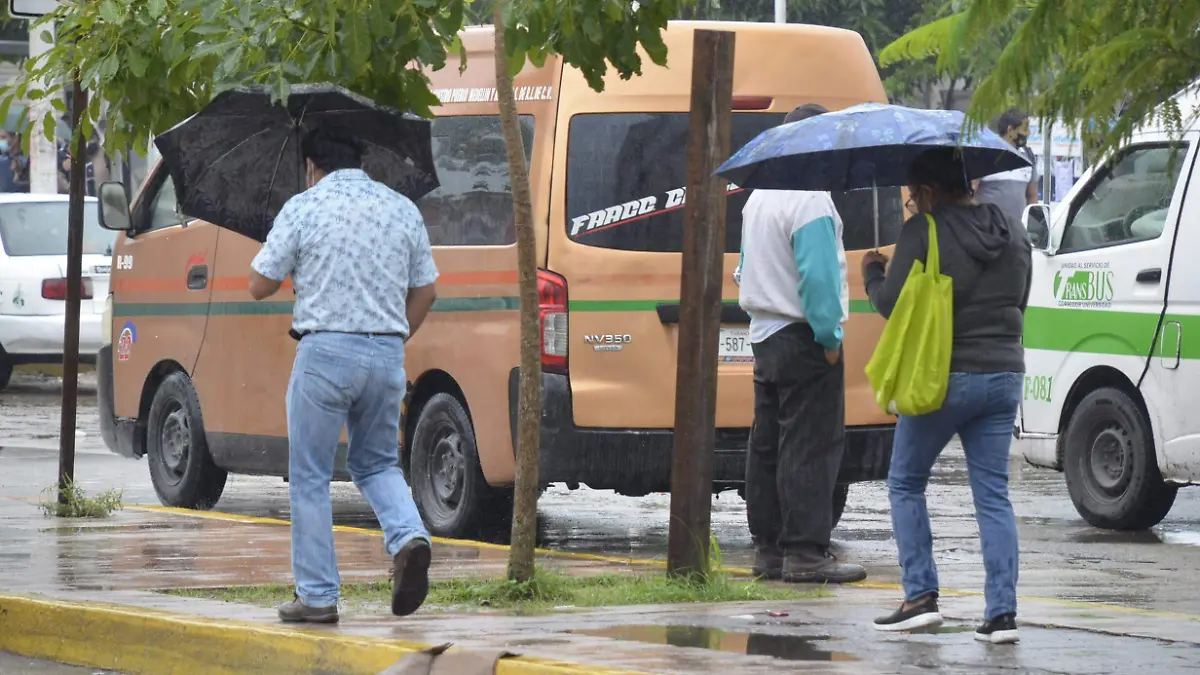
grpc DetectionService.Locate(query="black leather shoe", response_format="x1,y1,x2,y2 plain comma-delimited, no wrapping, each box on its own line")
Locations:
782,550,867,584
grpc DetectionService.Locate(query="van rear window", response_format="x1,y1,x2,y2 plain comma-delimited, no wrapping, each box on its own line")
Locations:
0,201,114,257
565,112,903,253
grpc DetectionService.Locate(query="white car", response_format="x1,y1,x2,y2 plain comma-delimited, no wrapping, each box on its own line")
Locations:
0,193,114,390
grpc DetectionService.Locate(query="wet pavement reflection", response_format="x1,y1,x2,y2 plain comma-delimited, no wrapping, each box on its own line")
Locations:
5,369,1200,614
570,625,860,662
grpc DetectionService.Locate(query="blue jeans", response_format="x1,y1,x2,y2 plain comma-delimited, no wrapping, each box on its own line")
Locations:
286,332,429,608
888,372,1022,620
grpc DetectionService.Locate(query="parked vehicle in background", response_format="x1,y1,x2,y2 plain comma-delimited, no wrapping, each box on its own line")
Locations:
1016,93,1199,530
0,194,112,389
95,21,905,538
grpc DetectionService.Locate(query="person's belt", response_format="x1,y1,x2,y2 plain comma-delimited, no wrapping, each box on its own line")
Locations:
289,329,405,341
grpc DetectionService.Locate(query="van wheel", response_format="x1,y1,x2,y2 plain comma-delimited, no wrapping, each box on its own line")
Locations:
0,349,12,391
146,371,227,509
1063,387,1177,530
832,483,849,529
410,393,506,538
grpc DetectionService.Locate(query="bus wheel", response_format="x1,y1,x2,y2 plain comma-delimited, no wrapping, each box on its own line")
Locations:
145,371,227,510
832,483,849,529
1063,387,1177,531
410,392,498,538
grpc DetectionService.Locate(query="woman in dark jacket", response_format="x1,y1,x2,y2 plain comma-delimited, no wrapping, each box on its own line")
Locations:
860,147,1032,644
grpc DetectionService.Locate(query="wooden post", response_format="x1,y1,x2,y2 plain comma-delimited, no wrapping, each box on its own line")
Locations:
57,73,87,506
667,29,735,579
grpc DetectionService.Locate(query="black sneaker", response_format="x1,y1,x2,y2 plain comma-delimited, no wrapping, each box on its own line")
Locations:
873,593,942,632
975,613,1019,644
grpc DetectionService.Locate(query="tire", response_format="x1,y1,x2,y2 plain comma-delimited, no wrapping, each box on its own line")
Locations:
0,348,12,391
145,371,227,509
832,483,849,529
409,392,509,538
1063,387,1177,530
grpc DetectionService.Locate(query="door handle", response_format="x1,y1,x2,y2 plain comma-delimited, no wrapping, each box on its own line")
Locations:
1136,268,1162,283
187,264,208,290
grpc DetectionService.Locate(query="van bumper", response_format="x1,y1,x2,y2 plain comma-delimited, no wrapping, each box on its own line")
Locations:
97,345,140,459
508,369,893,496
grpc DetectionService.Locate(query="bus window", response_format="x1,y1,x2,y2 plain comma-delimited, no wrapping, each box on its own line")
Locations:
565,112,903,253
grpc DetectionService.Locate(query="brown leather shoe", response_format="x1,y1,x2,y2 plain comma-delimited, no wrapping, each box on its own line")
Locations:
392,538,432,617
277,595,339,624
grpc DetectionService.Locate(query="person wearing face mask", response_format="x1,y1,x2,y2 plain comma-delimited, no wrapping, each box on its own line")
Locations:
247,124,439,625
972,108,1039,226
859,147,1031,644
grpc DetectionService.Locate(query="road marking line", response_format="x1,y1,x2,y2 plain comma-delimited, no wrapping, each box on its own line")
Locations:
122,503,1200,623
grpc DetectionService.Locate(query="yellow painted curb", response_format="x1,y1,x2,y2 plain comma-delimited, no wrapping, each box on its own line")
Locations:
0,593,653,675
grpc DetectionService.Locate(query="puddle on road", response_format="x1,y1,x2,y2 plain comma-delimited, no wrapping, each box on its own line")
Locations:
569,625,859,662
1160,531,1200,547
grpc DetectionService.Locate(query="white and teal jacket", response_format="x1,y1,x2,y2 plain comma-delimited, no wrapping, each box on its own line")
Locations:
735,189,849,350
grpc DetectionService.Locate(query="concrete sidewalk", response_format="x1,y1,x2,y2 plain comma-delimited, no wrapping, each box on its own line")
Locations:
2,498,1199,675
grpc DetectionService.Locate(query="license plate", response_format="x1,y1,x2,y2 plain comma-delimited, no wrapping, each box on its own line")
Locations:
92,265,111,275
718,326,753,363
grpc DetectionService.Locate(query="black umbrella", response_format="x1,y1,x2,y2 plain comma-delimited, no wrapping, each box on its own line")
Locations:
153,83,439,242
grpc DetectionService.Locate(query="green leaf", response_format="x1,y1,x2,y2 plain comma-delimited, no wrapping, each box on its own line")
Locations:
148,0,166,19
98,0,123,25
344,11,373,70
42,114,57,144
127,50,149,78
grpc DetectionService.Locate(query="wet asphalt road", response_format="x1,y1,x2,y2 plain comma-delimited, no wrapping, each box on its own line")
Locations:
0,652,123,675
4,371,1200,618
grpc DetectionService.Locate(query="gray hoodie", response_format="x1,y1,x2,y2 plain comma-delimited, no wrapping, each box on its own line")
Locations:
863,203,1032,374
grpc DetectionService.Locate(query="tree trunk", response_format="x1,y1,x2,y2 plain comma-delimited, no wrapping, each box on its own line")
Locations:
942,78,957,109
493,0,541,583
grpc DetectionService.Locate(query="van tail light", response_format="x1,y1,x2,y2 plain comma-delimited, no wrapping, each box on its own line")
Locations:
42,277,93,301
537,269,568,374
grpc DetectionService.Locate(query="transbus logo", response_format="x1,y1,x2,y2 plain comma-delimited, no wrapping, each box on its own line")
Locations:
1053,262,1114,308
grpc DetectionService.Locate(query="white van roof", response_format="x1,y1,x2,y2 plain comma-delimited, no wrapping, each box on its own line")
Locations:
1132,82,1200,138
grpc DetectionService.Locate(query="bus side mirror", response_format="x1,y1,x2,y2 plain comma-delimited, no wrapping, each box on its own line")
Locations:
1023,203,1052,251
98,181,132,232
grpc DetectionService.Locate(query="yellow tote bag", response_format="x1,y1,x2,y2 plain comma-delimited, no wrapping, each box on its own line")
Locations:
864,213,953,416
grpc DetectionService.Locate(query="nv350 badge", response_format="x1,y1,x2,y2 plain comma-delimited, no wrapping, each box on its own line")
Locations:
585,334,631,352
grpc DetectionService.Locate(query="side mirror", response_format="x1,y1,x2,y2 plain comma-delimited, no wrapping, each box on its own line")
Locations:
98,181,132,232
1022,203,1052,251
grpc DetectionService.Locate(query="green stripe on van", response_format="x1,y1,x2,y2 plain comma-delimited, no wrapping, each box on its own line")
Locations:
1022,306,1200,360
1022,306,1159,357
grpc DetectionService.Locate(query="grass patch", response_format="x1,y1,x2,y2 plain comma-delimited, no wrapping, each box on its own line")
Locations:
163,568,825,613
39,479,123,518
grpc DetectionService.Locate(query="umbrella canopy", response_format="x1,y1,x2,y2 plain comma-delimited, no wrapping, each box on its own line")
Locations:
716,102,1032,192
154,83,439,242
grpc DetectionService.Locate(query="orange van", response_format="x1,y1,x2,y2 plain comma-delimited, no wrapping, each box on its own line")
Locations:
95,21,902,538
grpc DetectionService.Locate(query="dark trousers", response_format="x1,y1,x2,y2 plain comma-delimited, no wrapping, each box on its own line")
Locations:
746,322,845,552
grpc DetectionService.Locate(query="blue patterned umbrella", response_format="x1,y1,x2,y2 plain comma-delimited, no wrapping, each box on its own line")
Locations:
716,102,1032,248
716,102,1030,191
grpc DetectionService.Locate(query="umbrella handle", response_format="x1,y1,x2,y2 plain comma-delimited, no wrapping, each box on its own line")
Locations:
872,178,880,251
